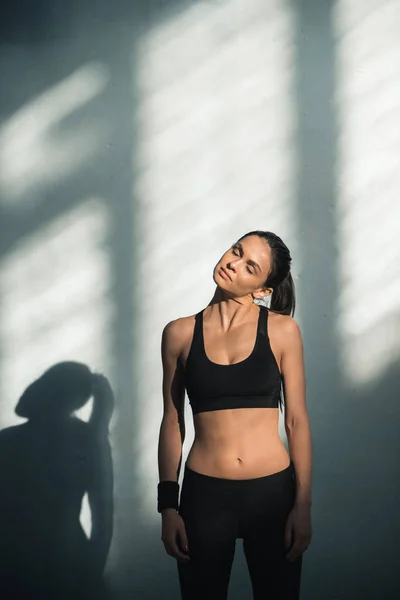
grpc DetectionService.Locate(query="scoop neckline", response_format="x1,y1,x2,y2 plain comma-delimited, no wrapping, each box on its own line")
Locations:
200,306,261,367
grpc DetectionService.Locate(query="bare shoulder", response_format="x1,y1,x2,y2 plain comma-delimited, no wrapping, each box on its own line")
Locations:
267,310,302,341
162,314,196,352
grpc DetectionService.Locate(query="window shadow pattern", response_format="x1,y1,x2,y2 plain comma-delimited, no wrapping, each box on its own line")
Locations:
0,1,399,599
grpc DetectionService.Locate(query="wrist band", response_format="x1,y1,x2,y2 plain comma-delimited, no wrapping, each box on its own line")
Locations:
157,481,179,513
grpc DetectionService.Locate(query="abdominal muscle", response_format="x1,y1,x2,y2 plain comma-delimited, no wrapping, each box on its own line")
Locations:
186,407,290,479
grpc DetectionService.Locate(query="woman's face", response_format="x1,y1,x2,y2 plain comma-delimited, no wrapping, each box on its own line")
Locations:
213,235,273,299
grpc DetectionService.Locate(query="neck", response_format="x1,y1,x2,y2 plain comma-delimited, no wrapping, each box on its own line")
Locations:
206,287,258,327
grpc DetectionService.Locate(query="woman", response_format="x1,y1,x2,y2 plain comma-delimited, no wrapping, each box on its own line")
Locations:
157,231,312,600
0,362,114,600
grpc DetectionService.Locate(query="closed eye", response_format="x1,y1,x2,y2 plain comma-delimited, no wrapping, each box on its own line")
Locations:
232,246,254,274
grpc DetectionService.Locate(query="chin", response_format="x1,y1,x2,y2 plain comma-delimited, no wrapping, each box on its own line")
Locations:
213,266,222,281
212,273,220,287
212,265,219,284
213,268,229,291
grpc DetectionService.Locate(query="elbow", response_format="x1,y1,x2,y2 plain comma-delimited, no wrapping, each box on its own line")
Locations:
284,413,309,437
284,422,293,438
284,413,295,435
161,412,180,429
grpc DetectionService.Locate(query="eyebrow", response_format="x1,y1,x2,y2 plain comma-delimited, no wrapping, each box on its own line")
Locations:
235,242,262,273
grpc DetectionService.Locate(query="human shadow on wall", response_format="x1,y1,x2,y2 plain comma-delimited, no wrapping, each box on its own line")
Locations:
0,362,114,600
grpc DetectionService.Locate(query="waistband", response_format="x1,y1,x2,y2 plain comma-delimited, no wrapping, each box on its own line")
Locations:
183,461,294,484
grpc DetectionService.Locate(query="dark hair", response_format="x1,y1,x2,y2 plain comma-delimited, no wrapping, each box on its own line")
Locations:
238,230,296,317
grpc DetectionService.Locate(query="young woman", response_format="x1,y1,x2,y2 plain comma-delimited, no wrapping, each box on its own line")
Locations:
157,231,312,600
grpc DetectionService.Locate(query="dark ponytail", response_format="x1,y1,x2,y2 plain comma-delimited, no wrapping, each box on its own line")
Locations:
89,374,114,437
238,230,296,317
270,271,296,316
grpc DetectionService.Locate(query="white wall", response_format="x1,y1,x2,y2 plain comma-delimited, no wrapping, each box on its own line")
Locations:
0,1,399,598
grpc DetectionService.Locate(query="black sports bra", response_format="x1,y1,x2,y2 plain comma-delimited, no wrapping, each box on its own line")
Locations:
184,306,282,415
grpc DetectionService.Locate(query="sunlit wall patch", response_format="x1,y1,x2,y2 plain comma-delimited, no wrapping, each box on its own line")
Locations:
133,0,297,511
0,197,113,429
333,0,400,385
0,62,109,206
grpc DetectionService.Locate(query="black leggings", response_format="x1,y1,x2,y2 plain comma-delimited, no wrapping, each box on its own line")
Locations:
177,463,302,600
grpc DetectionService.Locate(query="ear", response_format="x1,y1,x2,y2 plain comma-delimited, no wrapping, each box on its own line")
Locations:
252,287,273,300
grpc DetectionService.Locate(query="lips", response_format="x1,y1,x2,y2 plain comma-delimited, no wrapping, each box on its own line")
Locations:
219,267,232,281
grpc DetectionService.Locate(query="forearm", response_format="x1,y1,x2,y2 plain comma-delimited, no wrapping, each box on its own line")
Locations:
286,416,313,506
158,415,185,483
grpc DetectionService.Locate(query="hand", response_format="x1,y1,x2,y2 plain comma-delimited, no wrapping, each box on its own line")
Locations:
284,503,312,562
161,509,190,562
92,373,114,398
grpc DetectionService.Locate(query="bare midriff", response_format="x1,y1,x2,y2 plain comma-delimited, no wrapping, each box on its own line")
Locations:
186,407,290,479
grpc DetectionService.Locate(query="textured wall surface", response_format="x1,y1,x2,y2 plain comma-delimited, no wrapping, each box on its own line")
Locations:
0,1,399,598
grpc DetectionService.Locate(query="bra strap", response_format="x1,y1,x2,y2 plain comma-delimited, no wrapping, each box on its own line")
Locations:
193,310,204,342
258,305,268,338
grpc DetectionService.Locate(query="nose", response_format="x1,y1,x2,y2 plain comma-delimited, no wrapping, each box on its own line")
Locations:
226,260,237,271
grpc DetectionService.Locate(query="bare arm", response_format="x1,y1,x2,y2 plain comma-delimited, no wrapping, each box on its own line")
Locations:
280,317,312,507
158,320,186,487
158,320,191,562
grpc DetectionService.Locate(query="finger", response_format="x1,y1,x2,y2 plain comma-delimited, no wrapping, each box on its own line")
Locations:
284,524,292,549
178,529,189,553
286,537,302,560
176,554,191,562
174,548,191,561
286,539,308,562
286,546,301,562
165,542,190,561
